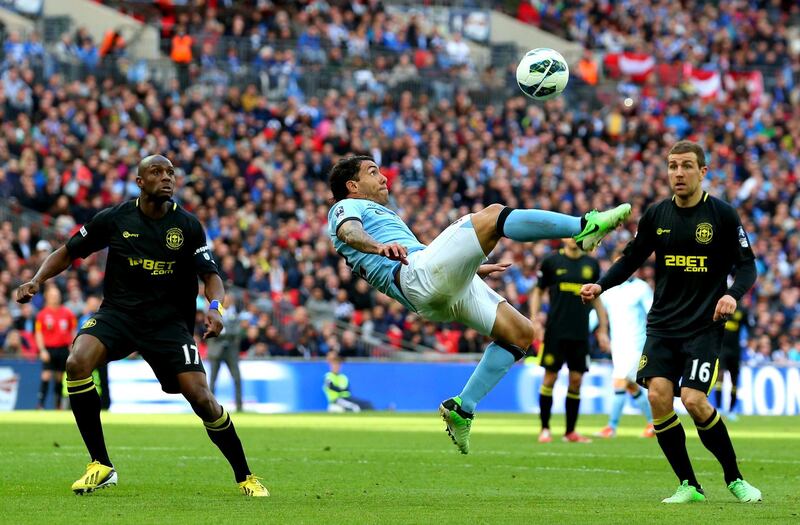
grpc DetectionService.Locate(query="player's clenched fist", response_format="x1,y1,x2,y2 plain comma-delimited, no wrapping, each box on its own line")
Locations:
579,283,602,304
15,281,40,304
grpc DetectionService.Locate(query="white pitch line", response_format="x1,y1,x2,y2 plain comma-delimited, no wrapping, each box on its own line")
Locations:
22,444,800,466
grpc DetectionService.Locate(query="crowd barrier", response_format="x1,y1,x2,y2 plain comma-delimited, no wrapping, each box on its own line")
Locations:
1,359,798,415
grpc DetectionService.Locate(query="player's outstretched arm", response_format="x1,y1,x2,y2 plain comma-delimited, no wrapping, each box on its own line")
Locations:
15,245,72,304
337,220,408,264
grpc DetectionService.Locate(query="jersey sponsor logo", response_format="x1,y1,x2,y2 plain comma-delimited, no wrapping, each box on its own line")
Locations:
165,228,184,250
556,268,568,275
558,282,583,295
128,257,176,275
737,226,749,248
122,231,139,238
664,254,708,272
695,222,713,244
581,265,593,280
656,228,671,235
81,318,96,329
80,226,88,237
638,354,647,371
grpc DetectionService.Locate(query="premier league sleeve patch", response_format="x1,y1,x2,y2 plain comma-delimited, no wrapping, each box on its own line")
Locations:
737,226,749,248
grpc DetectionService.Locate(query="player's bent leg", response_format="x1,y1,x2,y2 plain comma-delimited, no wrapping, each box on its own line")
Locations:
178,372,267,495
441,302,532,454
647,378,704,495
682,386,751,494
471,204,587,256
66,334,114,486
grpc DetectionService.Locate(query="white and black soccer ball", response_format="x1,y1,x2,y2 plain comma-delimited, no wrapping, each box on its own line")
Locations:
516,48,570,101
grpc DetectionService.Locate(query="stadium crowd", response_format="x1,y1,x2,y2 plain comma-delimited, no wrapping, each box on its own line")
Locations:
0,1,799,366
518,0,798,71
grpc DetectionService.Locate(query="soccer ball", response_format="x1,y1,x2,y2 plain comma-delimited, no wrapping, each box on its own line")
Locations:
516,48,569,101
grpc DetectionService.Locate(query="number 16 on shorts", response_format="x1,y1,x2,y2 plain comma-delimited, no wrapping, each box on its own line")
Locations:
688,357,718,394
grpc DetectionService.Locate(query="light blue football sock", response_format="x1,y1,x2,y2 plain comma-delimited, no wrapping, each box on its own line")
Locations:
458,342,517,413
500,209,582,242
609,390,626,430
633,389,653,422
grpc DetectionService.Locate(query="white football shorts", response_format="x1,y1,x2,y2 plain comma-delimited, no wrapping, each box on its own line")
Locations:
398,214,505,336
611,340,646,382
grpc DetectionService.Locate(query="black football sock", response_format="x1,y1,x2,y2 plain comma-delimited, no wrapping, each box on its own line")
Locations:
654,411,701,490
38,379,49,408
565,389,581,434
729,384,738,412
53,379,64,410
695,409,742,484
539,385,553,430
204,408,251,483
67,377,112,467
714,382,723,409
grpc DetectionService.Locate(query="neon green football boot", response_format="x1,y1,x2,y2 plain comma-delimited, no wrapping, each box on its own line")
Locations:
728,479,762,503
574,203,632,251
71,461,117,495
661,480,706,503
439,396,473,455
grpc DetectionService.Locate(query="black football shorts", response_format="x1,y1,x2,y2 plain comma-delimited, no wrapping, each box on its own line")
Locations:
539,335,590,373
75,308,205,394
637,327,723,396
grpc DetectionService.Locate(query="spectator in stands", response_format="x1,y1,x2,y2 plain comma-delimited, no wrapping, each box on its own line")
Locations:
444,32,471,67
0,2,798,365
576,49,599,86
1,328,28,357
170,25,193,90
458,328,484,354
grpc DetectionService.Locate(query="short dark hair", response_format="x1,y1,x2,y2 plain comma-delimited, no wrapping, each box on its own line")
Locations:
329,155,374,202
668,140,706,168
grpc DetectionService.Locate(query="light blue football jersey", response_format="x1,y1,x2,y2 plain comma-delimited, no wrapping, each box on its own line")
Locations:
328,198,425,310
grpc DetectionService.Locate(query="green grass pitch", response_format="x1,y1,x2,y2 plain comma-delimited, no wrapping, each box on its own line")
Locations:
0,411,797,524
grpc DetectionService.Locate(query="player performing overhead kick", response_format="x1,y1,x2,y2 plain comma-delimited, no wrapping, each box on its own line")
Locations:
16,155,269,497
327,155,631,454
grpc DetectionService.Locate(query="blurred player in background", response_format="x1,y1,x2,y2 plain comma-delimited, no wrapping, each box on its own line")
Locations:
580,141,761,503
16,155,268,497
206,295,243,412
35,285,76,409
328,155,631,454
323,351,374,412
714,297,752,421
592,251,655,439
529,239,609,444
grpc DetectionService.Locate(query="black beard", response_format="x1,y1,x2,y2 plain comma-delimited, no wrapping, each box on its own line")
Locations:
148,192,172,205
